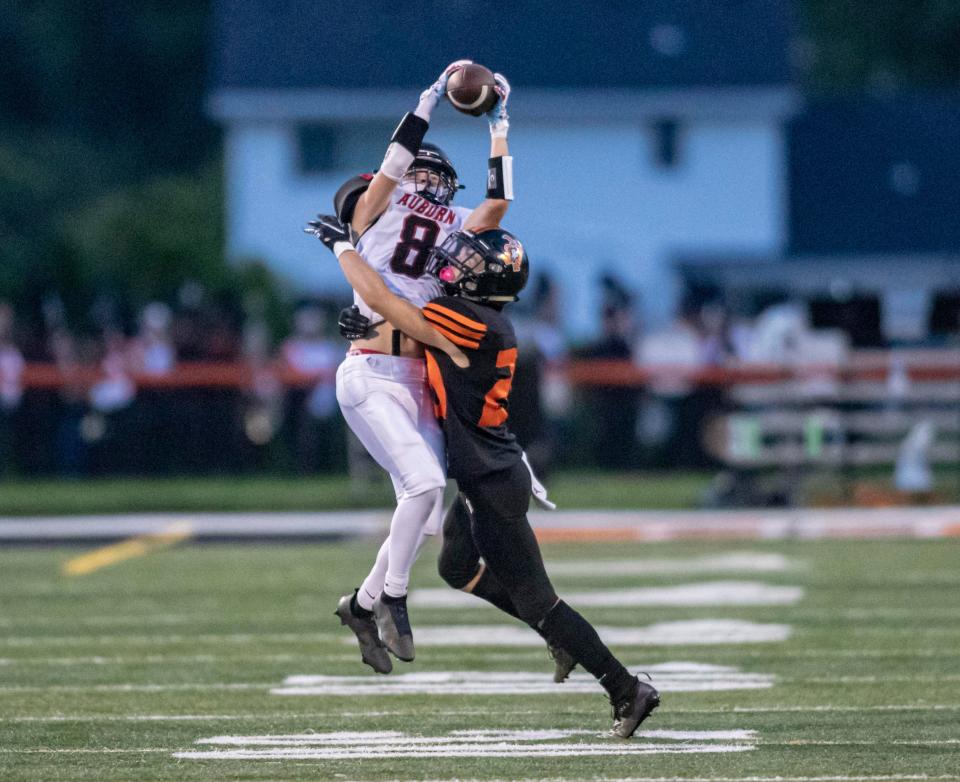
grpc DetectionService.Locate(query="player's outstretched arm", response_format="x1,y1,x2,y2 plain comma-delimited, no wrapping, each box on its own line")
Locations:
465,73,512,232
352,60,472,234
306,215,468,365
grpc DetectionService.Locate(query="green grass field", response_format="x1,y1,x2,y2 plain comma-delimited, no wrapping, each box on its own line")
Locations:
2,534,959,781
0,471,714,515
1,467,958,515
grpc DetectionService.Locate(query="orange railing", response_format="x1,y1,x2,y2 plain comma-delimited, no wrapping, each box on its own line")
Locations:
16,356,960,390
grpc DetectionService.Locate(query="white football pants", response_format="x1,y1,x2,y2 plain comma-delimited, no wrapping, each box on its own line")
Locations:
335,353,446,603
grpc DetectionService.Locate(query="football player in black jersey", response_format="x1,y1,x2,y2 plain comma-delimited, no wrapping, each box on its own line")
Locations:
307,215,660,738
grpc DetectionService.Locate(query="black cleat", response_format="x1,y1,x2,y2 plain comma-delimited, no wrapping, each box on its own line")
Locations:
334,592,392,674
548,643,577,683
611,677,660,738
373,592,415,662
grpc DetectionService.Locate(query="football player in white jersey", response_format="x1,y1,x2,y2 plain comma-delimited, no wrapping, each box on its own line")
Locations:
310,61,514,674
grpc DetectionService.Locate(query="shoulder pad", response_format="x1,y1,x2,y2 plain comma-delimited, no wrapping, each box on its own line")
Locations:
333,173,374,223
422,298,490,350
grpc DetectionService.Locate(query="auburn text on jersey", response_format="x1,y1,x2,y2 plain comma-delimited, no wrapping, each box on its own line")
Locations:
395,193,457,225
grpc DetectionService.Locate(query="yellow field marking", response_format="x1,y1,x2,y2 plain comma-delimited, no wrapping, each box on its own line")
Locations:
61,522,193,576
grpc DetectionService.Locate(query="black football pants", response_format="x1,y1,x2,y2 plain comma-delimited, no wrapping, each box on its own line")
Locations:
438,460,560,626
437,460,637,699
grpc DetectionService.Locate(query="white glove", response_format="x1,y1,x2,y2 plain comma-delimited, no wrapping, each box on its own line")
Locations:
487,73,511,139
415,59,473,121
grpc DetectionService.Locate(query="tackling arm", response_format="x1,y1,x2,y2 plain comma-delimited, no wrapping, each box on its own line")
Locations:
305,215,468,365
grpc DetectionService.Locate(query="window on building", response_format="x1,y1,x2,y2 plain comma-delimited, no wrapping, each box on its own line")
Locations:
650,118,681,169
297,122,394,174
929,290,960,338
298,125,336,172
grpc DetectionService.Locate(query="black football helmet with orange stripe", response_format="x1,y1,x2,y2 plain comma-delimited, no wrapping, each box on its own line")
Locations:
429,228,529,303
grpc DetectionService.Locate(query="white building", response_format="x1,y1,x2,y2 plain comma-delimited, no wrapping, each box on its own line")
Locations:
208,0,798,336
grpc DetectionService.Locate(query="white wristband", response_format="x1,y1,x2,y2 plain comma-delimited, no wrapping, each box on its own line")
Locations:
380,143,415,182
333,241,354,259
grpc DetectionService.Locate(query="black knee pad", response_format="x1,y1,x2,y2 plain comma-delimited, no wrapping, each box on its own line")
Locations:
438,546,478,589
438,495,480,589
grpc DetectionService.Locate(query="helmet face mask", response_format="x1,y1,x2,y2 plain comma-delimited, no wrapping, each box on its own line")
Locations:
403,143,459,205
428,229,529,303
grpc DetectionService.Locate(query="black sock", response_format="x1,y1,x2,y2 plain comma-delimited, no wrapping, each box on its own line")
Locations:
380,592,405,604
538,600,636,701
472,570,561,645
350,591,373,619
470,568,523,621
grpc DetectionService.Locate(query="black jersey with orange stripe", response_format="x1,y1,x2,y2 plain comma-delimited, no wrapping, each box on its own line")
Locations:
421,296,523,481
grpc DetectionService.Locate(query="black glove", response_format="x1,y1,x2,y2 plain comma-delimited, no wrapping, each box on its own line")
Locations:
304,214,356,253
338,305,370,341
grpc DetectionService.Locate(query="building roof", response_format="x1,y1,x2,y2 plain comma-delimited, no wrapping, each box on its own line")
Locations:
789,96,960,255
210,0,794,91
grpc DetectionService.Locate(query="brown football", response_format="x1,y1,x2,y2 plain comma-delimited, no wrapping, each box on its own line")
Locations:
445,63,498,116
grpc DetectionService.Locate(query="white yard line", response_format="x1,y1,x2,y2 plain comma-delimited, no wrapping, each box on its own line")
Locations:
409,621,793,646
176,745,757,758
5,505,960,541
544,552,800,576
722,704,960,713
0,632,338,647
782,674,960,684
275,665,774,696
6,605,960,632
768,740,960,746
0,620,792,647
172,726,960,762
384,776,960,782
0,653,365,666
4,647,960,666
411,582,804,608
696,648,960,659
5,703,960,723
0,614,204,627
0,748,171,754
195,729,757,746
176,728,759,760
0,682,271,693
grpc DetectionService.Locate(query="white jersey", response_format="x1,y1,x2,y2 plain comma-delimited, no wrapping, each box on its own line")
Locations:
354,189,472,322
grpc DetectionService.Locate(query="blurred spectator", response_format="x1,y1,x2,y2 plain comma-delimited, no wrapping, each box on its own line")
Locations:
14,263,950,482
512,272,569,476
241,310,283,457
173,282,241,361
89,329,136,414
129,302,177,375
0,303,24,412
699,302,732,366
0,304,24,475
744,301,808,363
636,309,704,382
280,304,344,472
84,329,138,475
635,298,730,468
125,303,177,472
575,273,639,469
48,327,88,475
